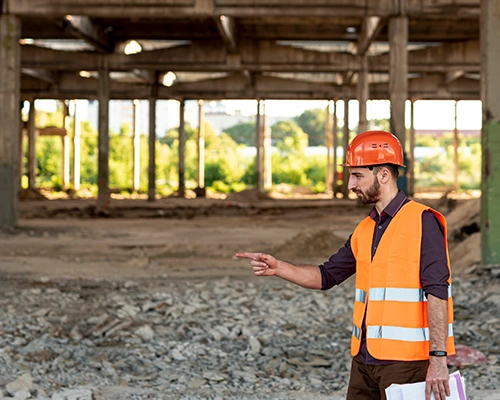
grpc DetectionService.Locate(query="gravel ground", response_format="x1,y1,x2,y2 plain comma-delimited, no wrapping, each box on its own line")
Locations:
0,270,499,399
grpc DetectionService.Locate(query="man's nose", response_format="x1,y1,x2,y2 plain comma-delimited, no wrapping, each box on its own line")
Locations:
347,176,357,191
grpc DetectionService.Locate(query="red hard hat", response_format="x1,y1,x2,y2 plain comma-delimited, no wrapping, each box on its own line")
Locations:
341,130,405,167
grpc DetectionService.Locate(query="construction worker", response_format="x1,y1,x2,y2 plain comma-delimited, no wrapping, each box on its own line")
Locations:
236,130,454,400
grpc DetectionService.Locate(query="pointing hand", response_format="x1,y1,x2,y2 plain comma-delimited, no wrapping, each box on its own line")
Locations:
235,252,279,277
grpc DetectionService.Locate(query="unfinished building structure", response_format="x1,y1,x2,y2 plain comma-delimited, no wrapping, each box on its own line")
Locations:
0,0,498,264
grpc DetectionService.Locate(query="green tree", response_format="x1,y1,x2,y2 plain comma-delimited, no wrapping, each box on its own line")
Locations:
224,122,255,146
294,108,326,146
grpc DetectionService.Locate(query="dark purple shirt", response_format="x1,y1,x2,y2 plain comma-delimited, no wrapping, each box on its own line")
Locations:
319,190,450,365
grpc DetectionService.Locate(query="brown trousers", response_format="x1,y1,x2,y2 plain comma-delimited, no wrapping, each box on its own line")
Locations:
347,356,429,400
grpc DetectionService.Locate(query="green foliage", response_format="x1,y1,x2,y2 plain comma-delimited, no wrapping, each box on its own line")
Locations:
25,107,482,195
370,118,391,132
294,108,326,146
224,122,255,146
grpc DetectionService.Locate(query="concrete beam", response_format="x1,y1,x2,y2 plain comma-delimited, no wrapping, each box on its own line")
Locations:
21,68,58,84
358,16,384,56
20,40,481,74
0,15,21,227
216,15,237,53
372,40,480,73
7,0,479,18
65,15,114,53
20,71,481,101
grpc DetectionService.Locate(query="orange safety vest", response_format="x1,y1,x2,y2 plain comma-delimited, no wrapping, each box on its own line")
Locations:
350,200,455,361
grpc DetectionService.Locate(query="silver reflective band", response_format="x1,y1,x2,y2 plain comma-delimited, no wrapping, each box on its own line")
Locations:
448,285,452,298
367,325,430,342
352,325,361,340
355,288,367,304
367,323,454,342
369,288,426,302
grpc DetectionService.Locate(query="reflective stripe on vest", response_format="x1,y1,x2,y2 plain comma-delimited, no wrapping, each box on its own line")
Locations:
368,286,452,303
353,325,361,340
355,288,367,304
364,323,454,342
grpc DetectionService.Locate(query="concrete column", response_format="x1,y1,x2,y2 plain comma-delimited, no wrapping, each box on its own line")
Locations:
97,57,110,213
332,100,338,196
132,99,141,192
72,100,81,191
342,99,350,198
408,99,416,197
0,15,21,227
357,55,369,133
19,107,24,187
389,16,408,193
480,0,500,265
27,99,37,189
325,102,333,192
255,100,262,190
178,99,185,197
148,93,157,202
453,101,460,192
197,100,205,190
62,102,71,191
262,100,272,190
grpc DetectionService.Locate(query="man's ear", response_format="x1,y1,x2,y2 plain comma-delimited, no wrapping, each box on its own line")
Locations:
379,167,391,184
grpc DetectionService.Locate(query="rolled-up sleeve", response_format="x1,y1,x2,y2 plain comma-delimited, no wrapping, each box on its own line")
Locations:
319,235,357,290
420,211,450,300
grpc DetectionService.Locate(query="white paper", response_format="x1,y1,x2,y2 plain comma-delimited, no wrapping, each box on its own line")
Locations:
385,371,466,400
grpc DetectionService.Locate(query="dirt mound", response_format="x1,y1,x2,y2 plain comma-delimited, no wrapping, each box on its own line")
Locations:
273,229,346,261
446,198,480,243
226,188,272,203
18,188,48,201
449,232,481,274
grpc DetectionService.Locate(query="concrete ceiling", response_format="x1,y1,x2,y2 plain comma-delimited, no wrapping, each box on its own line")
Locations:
4,0,481,100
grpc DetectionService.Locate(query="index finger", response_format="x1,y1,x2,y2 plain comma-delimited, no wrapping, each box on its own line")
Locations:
235,252,261,260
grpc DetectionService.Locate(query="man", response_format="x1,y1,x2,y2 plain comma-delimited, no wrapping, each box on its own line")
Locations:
236,130,455,400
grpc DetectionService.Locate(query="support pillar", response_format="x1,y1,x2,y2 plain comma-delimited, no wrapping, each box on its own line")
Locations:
325,102,333,193
148,90,157,202
27,99,37,189
480,0,500,264
357,55,369,133
262,100,272,190
0,15,21,227
453,101,460,192
389,16,408,193
332,100,339,196
62,101,71,191
255,100,263,191
342,99,350,198
97,57,110,213
408,99,416,197
72,100,81,191
197,100,205,191
178,99,185,197
132,99,141,192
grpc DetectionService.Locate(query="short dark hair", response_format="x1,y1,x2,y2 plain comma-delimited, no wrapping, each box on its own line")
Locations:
368,164,400,180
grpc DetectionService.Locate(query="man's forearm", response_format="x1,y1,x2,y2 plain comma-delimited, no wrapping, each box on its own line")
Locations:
275,260,322,290
427,294,449,351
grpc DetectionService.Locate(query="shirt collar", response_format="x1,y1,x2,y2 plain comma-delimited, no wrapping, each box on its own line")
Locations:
369,190,408,220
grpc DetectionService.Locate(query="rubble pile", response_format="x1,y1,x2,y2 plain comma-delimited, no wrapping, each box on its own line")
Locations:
0,273,498,399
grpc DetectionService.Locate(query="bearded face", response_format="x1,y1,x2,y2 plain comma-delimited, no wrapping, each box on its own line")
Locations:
352,175,381,204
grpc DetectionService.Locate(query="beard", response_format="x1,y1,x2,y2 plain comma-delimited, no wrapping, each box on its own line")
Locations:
354,178,381,204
